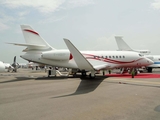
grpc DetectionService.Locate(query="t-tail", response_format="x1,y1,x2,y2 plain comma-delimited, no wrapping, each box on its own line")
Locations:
115,36,150,55
21,25,55,51
7,25,55,51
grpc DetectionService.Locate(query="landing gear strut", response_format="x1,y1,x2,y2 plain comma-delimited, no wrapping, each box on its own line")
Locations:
89,71,96,79
81,70,87,77
147,67,152,73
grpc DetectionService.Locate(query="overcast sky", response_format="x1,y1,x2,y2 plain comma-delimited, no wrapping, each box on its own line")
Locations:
0,0,160,63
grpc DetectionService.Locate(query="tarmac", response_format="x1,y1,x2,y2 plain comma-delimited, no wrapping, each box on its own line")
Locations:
0,68,160,120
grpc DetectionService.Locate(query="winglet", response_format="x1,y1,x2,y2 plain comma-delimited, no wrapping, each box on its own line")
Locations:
63,38,94,71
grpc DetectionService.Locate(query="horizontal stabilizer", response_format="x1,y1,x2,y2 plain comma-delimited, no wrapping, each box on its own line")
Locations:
64,38,95,71
6,42,46,47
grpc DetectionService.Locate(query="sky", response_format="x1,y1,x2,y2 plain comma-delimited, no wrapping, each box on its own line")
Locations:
0,0,160,63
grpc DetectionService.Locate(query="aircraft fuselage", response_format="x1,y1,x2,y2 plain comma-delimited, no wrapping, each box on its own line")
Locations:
21,50,153,69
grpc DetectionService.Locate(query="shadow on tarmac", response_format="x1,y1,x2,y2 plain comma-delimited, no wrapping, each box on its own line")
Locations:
52,76,106,98
154,105,160,112
35,76,69,80
0,77,33,84
105,81,160,88
35,74,108,80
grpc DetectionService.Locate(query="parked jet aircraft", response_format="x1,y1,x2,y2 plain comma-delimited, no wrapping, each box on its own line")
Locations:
115,36,150,55
0,56,19,72
0,61,13,72
8,25,153,78
115,36,160,72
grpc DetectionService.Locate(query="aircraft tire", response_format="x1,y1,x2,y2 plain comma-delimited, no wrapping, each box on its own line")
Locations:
81,71,86,76
89,73,95,79
147,67,152,73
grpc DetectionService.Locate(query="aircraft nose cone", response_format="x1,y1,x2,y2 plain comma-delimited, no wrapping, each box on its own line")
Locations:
146,58,154,65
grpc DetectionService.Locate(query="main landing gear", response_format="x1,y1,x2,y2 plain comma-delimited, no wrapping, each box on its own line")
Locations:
71,69,97,79
81,70,96,79
81,70,87,77
147,67,152,73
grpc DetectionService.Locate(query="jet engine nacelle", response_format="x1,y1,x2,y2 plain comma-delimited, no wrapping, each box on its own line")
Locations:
41,50,72,61
135,50,151,55
0,61,5,72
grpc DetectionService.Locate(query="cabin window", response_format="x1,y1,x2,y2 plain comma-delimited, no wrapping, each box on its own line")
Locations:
112,56,115,58
94,56,99,59
119,56,121,58
123,56,125,58
106,56,108,58
116,56,118,58
109,56,111,58
94,56,96,59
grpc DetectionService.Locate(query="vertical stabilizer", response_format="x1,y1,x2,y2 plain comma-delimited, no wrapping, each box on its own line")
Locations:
21,25,55,50
13,56,16,65
115,36,133,51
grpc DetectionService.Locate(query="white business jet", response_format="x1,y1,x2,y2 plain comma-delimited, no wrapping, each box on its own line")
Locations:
115,36,150,55
115,36,160,73
8,25,153,78
0,56,19,72
0,61,13,72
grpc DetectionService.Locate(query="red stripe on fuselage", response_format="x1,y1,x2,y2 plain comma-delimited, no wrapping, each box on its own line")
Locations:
83,53,143,64
85,57,143,64
24,29,39,35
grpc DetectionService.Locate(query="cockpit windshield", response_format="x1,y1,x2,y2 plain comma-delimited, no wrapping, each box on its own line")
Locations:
139,54,144,57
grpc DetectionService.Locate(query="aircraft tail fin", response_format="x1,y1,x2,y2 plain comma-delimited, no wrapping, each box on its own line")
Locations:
20,25,55,50
115,36,133,51
13,56,16,65
10,56,19,72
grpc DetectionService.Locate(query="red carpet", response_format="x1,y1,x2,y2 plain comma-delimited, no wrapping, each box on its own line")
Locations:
106,73,160,78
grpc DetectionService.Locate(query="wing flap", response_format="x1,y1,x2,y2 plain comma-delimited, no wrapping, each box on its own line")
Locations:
93,64,109,70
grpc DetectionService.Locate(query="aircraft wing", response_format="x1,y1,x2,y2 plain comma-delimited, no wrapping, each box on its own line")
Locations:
6,42,46,47
63,39,108,71
93,64,109,70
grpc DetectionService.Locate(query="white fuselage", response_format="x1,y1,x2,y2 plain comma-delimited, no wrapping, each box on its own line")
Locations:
115,36,159,68
27,62,45,68
0,61,6,72
20,50,153,70
145,55,160,68
134,50,150,55
3,63,11,69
